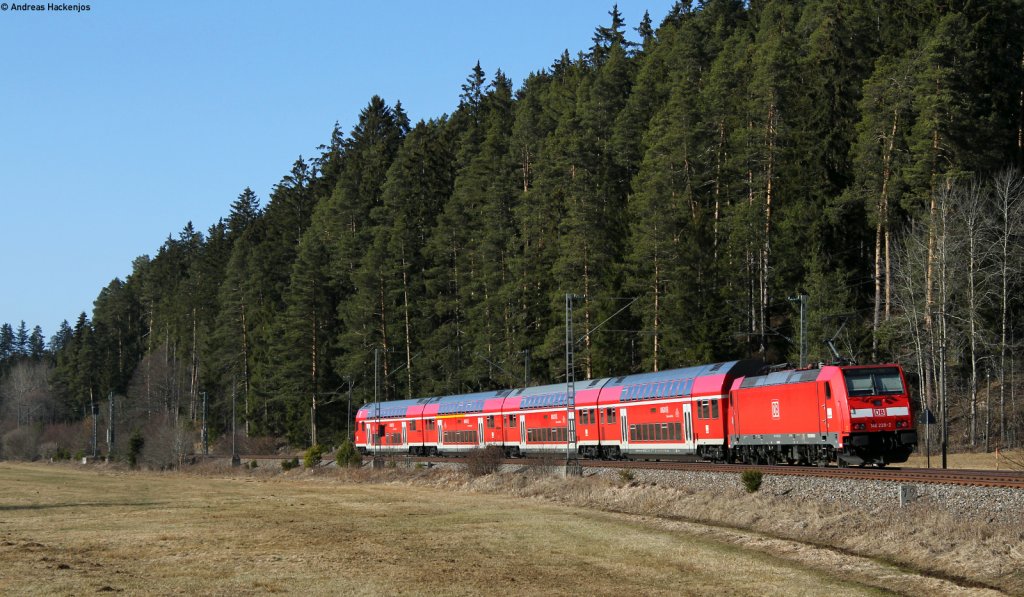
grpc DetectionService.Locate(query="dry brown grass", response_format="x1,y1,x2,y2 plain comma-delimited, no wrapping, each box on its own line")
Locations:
0,462,1013,596
463,471,1022,594
905,448,1024,471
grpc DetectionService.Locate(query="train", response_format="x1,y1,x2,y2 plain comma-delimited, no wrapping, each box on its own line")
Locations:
354,360,918,467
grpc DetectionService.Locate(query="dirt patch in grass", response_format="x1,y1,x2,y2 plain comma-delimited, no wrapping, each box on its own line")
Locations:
0,462,1013,595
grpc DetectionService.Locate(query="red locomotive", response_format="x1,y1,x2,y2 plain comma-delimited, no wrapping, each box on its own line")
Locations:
728,364,917,467
354,360,917,467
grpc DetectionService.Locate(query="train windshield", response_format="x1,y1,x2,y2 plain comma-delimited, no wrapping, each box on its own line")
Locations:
843,367,904,397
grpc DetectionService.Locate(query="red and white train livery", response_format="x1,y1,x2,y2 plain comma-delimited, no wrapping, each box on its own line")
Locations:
355,360,917,467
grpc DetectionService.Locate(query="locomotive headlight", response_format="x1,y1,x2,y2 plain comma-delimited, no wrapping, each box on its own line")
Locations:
896,420,907,428
855,423,866,430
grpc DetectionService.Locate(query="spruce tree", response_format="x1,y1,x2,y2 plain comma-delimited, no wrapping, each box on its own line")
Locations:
327,97,408,403
14,321,29,356
0,323,13,362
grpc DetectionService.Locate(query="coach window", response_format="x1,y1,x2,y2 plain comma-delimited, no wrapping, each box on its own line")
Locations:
410,420,417,431
711,400,719,419
487,415,495,428
825,382,832,400
607,408,616,424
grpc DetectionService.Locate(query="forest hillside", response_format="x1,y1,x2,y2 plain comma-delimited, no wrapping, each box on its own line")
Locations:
2,1,1023,462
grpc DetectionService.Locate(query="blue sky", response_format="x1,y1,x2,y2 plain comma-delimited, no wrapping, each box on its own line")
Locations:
1,0,677,338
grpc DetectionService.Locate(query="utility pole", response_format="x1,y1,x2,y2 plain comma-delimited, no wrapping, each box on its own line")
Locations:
106,392,115,460
940,312,948,470
201,391,208,456
91,390,98,459
788,294,808,367
231,378,240,466
310,401,317,449
373,347,382,468
523,348,530,388
347,377,354,443
565,294,581,477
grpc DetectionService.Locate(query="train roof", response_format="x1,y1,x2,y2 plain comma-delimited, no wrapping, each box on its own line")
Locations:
358,360,763,416
736,363,905,391
431,389,505,415
738,366,822,389
357,396,440,419
614,360,762,386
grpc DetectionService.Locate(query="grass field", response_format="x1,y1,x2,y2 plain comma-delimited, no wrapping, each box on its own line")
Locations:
904,448,1024,470
0,462,996,596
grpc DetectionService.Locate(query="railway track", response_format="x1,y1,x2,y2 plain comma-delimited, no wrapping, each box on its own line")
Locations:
222,453,1024,489
589,459,1024,489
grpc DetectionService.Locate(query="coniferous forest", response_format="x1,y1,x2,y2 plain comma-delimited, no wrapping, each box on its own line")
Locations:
3,1,1024,463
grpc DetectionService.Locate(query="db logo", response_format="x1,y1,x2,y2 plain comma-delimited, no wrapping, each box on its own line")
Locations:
873,408,886,417
771,400,780,419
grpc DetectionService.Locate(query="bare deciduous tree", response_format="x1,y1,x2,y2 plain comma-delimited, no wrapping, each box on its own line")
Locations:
990,168,1024,448
0,360,55,430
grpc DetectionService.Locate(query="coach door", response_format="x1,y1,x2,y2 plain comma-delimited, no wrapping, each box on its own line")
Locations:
519,416,527,452
477,417,485,447
401,421,407,447
620,409,629,451
683,403,693,452
437,420,444,449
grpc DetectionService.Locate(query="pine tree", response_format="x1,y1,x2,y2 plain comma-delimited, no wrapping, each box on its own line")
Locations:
92,277,144,397
227,187,261,240
452,71,520,390
0,323,13,362
211,225,263,435
591,4,634,65
328,96,408,403
48,320,73,355
371,119,455,398
14,321,29,356
848,52,917,359
234,157,317,435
